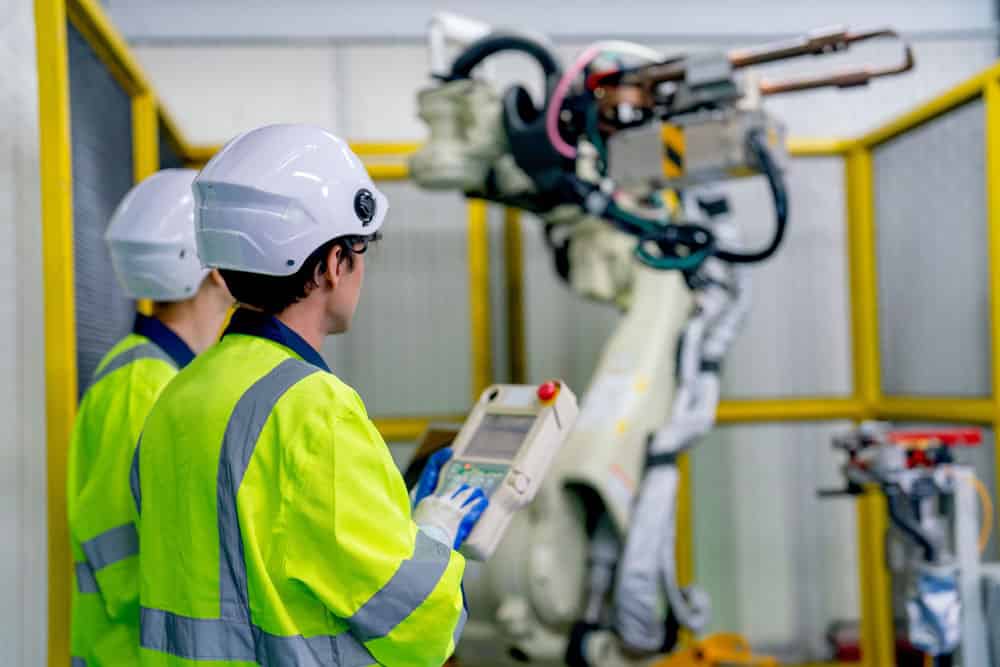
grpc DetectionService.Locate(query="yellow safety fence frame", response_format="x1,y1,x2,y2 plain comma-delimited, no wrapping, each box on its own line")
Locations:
842,64,1000,667
34,0,1000,663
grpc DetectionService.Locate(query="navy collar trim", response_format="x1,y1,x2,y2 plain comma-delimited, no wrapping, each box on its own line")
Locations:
223,309,331,373
133,313,196,369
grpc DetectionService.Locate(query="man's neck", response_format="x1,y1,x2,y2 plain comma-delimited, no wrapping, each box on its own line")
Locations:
274,304,327,354
155,297,225,354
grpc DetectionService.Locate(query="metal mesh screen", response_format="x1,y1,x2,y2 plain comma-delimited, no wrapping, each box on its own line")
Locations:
692,421,859,660
520,213,621,393
519,156,850,400
67,22,135,393
874,99,990,396
722,156,852,398
158,121,185,170
321,183,472,416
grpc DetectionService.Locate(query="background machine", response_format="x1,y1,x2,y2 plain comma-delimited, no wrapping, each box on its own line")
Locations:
406,14,915,666
821,425,996,667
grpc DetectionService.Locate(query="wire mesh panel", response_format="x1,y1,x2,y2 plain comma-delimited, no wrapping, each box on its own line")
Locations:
158,121,185,170
874,99,989,397
692,421,860,661
520,155,850,400
67,21,135,393
520,213,621,393
722,156,852,398
321,183,472,416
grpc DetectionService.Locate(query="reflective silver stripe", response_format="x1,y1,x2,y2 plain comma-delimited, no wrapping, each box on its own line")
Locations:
347,530,451,641
262,628,374,667
91,343,175,387
130,435,142,515
454,605,469,646
333,632,379,667
82,523,138,571
75,562,98,594
217,358,318,620
141,608,253,661
71,658,87,667
140,608,375,666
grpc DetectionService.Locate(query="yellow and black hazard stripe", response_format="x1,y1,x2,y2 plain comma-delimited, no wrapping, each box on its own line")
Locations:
661,123,685,180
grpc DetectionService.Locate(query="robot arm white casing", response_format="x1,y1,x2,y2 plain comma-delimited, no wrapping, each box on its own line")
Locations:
460,265,693,665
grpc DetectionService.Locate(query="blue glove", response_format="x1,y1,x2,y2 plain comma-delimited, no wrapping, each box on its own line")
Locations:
414,484,490,550
451,484,489,548
412,447,453,509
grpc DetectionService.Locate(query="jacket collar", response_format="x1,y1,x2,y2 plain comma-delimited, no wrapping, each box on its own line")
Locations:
223,308,331,373
133,313,196,368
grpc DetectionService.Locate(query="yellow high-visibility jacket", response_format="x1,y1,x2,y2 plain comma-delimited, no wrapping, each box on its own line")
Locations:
68,314,195,667
136,309,467,666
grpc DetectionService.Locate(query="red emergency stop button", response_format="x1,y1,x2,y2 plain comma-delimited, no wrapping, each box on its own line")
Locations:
537,381,560,403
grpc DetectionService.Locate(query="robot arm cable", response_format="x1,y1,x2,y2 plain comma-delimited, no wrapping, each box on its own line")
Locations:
960,472,994,554
447,32,561,81
548,41,664,159
713,131,788,264
594,128,786,270
885,483,939,563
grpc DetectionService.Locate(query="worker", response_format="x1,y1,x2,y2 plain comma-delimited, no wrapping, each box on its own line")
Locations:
134,124,488,666
68,169,234,667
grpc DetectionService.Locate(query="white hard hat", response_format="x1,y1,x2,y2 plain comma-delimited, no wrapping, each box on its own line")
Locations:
193,124,388,276
105,168,210,302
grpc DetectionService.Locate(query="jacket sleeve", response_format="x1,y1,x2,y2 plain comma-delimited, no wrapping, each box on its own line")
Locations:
68,366,168,622
284,404,467,667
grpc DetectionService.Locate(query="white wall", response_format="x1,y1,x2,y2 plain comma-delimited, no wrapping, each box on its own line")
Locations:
129,6,998,659
140,45,340,146
137,37,999,144
0,0,48,662
111,0,995,42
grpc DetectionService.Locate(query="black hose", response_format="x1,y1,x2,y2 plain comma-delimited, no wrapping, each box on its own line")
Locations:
885,484,938,562
714,131,789,264
448,33,561,81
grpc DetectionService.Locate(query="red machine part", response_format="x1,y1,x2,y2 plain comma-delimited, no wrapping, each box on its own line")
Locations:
887,428,982,448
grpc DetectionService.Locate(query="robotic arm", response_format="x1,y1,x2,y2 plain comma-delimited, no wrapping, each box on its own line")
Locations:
410,22,912,280
408,16,915,667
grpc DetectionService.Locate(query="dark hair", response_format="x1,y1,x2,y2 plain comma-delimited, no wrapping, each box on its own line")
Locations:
219,237,357,314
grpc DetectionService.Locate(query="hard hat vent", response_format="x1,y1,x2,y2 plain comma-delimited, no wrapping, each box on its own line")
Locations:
354,188,376,226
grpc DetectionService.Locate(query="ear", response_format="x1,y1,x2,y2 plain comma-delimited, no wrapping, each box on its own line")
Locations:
208,268,227,289
207,269,236,306
321,243,345,289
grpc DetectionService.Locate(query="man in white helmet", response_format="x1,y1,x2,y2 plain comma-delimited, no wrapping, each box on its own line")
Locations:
67,169,233,667
135,124,487,667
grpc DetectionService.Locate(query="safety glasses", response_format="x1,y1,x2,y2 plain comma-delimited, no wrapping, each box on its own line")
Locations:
343,231,383,255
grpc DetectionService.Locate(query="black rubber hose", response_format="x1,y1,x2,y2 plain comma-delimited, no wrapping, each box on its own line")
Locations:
448,33,561,81
885,484,938,562
715,131,789,264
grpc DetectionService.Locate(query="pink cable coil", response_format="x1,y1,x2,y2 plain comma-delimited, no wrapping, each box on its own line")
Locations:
545,44,605,160
545,42,663,160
